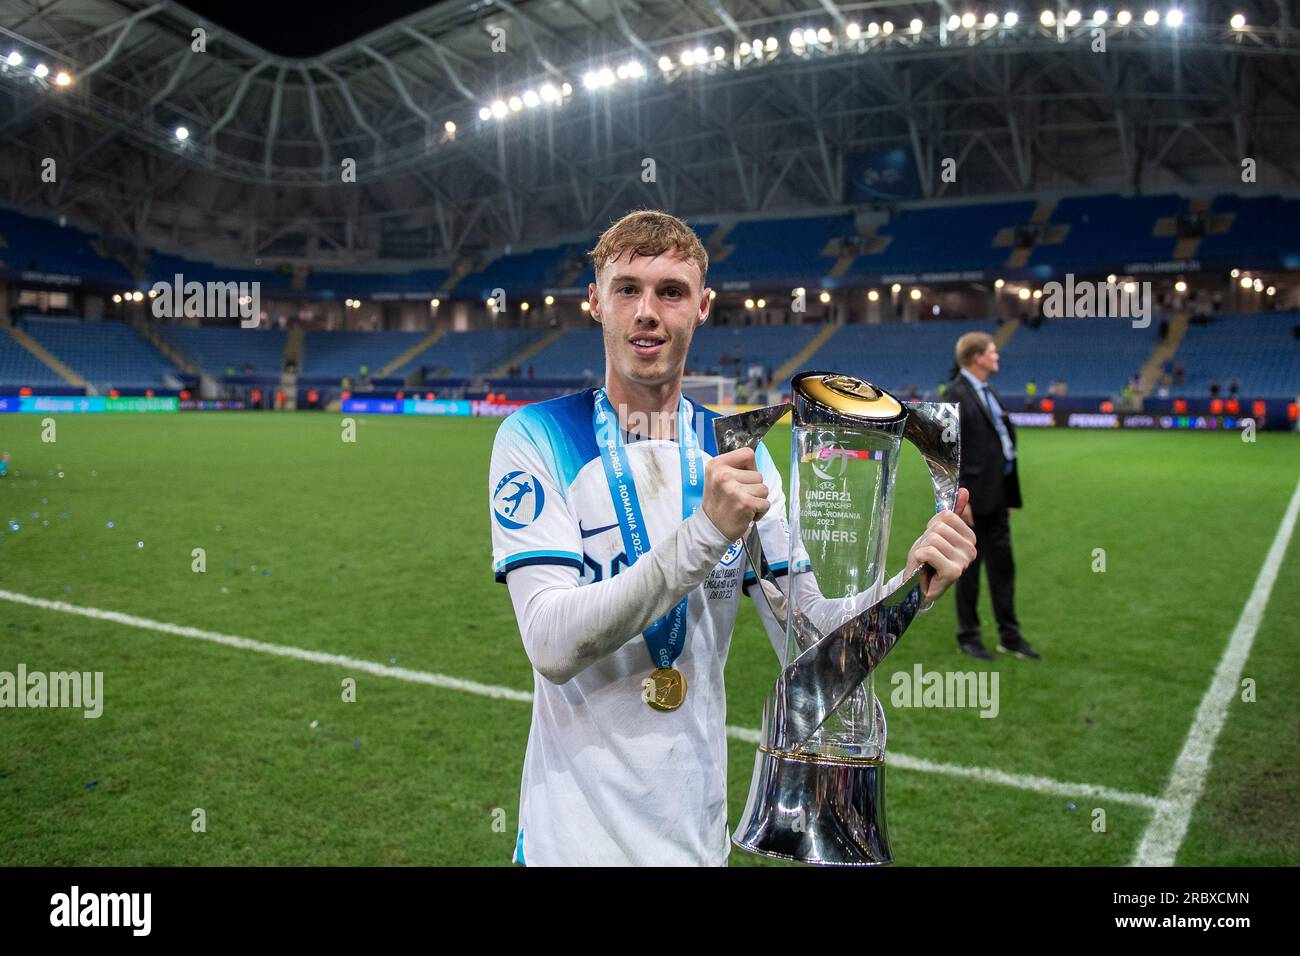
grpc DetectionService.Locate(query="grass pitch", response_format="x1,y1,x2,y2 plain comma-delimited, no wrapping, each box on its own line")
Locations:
0,412,1296,866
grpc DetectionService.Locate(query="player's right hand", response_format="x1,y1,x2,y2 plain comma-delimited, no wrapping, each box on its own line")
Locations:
703,447,770,540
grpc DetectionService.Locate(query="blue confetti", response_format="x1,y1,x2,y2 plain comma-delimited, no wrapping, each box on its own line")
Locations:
354,739,361,749
106,521,114,529
262,568,270,576
1067,802,1077,811
65,585,72,592
41,497,48,505
84,781,98,790
389,657,397,665
136,541,144,549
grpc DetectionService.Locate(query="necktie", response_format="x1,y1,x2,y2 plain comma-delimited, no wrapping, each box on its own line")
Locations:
981,385,1016,466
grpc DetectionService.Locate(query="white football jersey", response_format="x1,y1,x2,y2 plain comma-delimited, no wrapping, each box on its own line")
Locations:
488,388,792,866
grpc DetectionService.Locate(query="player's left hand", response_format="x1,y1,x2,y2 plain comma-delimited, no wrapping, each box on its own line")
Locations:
907,487,977,603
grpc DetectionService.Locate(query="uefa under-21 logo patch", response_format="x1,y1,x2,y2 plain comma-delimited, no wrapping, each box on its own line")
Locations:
720,538,745,567
493,470,546,529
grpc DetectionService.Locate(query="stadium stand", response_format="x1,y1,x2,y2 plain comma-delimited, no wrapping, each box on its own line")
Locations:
0,208,133,286
1029,194,1184,272
0,327,69,387
706,215,851,286
1172,312,1300,398
800,320,1001,395
156,324,287,377
17,315,177,390
300,330,429,379
843,201,1037,277
395,328,547,377
995,317,1162,396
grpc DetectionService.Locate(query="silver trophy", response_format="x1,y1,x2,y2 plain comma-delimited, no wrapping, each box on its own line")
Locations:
715,371,960,866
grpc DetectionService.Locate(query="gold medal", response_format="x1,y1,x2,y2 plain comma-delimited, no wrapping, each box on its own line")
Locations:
646,667,687,711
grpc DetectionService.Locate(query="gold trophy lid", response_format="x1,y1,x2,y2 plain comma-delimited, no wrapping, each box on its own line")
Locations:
792,371,906,427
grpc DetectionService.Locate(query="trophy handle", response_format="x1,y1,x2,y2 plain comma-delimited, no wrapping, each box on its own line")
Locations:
902,401,961,513
712,403,793,630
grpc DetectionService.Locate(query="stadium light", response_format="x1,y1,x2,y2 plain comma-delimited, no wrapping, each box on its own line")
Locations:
790,30,806,48
765,37,778,52
540,83,559,102
1040,10,1056,26
1165,9,1183,27
1143,10,1159,26
948,14,961,30
490,100,507,118
544,295,555,305
961,13,976,29
890,282,902,293
1117,10,1132,25
756,298,767,308
1230,268,1240,277
478,107,491,120
882,20,894,34
1122,282,1136,294
984,13,999,27
443,120,456,134
1230,13,1246,30
1174,279,1187,293
1032,289,1043,299
709,289,716,300
819,291,831,304
1239,276,1253,289
995,278,1005,288
1107,273,1118,283
112,294,122,304
561,82,573,96
430,298,441,307
5,51,21,66
846,23,862,39
932,305,942,316
803,28,818,45
910,18,924,34
1253,278,1264,292
739,41,752,56
868,22,881,37
508,95,523,111
680,49,695,65
867,289,880,301
580,301,591,312
816,28,832,44
148,289,158,298
909,288,922,300
1065,10,1082,26
713,45,725,60
522,90,539,107
174,126,189,141
1018,287,1032,299
34,62,48,77
1266,286,1276,296
1004,12,1020,26
54,70,71,87
744,298,755,309
658,56,673,71
521,302,530,311
1094,10,1109,24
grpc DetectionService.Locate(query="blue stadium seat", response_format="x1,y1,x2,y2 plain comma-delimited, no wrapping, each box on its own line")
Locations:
18,315,178,390
156,324,287,376
301,330,429,378
1172,312,1299,397
396,328,547,377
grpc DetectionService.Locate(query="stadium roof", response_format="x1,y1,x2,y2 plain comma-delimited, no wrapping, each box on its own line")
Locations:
2,0,1299,265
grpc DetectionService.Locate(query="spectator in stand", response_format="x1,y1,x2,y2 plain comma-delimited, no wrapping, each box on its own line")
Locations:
1174,363,1185,386
1228,377,1240,398
1209,381,1220,398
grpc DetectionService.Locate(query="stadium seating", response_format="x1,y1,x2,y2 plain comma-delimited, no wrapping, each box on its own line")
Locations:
843,201,1037,277
1029,194,1183,273
156,324,287,377
997,317,1161,396
706,215,852,286
1172,312,1299,397
801,320,1001,395
0,208,133,286
394,328,547,377
300,330,429,379
0,329,69,387
685,324,820,376
17,315,178,390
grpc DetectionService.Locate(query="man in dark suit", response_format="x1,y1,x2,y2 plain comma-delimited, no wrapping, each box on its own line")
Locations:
946,332,1039,661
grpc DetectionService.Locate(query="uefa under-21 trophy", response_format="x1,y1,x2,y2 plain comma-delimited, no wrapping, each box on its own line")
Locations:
713,371,961,866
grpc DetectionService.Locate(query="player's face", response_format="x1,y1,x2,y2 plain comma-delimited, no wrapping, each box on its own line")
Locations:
590,251,710,391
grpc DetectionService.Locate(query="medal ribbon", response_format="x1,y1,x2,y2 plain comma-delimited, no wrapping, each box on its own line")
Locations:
593,388,703,669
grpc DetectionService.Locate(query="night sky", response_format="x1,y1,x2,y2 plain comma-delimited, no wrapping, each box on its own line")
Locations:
183,0,440,57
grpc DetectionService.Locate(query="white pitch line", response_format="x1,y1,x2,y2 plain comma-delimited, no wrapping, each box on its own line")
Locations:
1132,474,1300,867
0,587,1161,809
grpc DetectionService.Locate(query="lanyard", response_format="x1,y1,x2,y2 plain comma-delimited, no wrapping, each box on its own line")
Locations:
592,388,703,668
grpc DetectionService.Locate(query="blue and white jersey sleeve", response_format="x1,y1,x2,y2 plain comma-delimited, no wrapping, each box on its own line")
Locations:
489,412,583,583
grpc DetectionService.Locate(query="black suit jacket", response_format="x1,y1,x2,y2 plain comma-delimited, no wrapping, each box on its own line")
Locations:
946,374,1023,516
